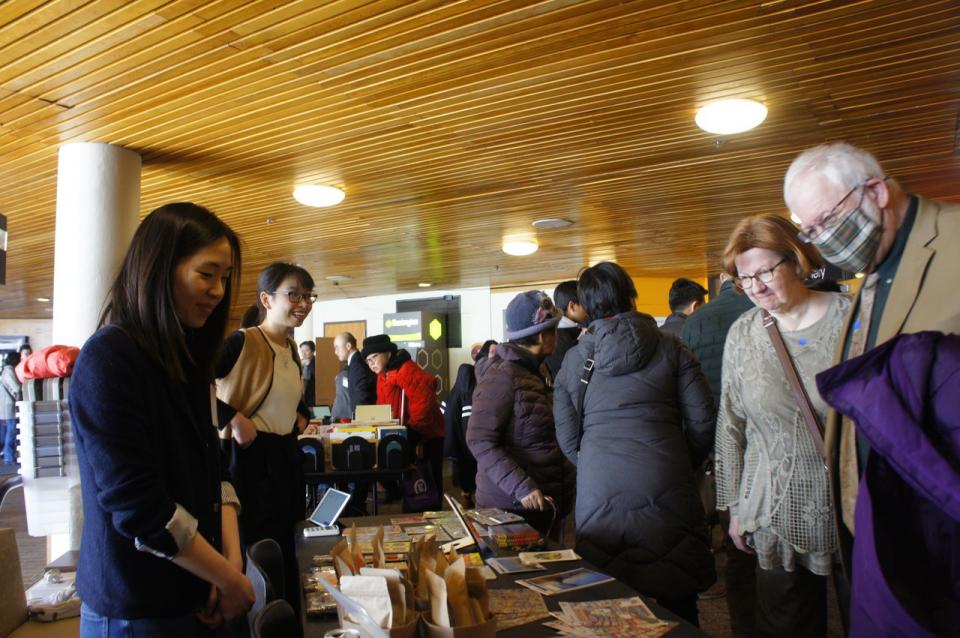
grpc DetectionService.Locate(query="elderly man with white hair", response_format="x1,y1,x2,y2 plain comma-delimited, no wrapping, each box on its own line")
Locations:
784,142,960,635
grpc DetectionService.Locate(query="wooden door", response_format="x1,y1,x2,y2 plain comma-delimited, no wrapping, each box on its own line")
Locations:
323,320,367,343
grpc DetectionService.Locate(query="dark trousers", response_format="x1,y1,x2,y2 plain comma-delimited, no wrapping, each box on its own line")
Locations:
230,431,303,615
755,565,826,638
656,593,700,627
720,511,758,638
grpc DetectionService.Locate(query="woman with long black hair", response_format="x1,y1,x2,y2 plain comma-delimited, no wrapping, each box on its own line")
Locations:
71,202,253,636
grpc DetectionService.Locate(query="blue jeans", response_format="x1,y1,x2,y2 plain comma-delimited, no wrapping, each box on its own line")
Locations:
80,603,223,638
1,419,15,464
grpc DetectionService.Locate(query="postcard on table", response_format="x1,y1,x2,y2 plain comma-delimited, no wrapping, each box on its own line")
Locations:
487,556,548,575
516,567,613,595
517,549,581,565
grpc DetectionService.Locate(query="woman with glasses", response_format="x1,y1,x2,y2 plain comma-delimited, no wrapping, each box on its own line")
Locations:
715,214,851,637
216,262,315,612
361,333,446,511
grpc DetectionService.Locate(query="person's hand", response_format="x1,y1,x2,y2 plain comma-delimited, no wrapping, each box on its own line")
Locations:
215,570,255,624
230,413,258,448
520,488,545,511
728,514,755,554
197,585,224,627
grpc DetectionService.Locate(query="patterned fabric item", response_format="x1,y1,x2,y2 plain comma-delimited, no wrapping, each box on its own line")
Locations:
810,204,882,275
716,294,851,576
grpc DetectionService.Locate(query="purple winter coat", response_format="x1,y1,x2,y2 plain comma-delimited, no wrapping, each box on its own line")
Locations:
816,331,960,638
466,343,576,518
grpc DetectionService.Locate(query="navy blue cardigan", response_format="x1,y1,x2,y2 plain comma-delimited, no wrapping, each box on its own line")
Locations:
70,326,227,618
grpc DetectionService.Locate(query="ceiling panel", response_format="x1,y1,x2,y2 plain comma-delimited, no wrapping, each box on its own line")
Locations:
0,0,957,318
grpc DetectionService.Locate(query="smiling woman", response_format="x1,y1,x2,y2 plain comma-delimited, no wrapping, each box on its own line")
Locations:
214,261,316,614
69,203,255,636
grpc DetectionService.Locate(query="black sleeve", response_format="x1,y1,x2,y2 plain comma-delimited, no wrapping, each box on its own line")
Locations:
349,356,377,408
675,341,717,469
443,366,471,458
214,331,245,427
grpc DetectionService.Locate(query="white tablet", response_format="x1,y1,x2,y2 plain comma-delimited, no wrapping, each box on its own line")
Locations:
308,487,352,527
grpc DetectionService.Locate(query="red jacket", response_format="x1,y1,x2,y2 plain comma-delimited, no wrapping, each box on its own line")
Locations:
377,354,444,440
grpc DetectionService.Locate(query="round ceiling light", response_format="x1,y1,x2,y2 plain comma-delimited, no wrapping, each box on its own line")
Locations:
418,282,432,288
293,184,345,207
695,99,767,135
502,237,539,256
324,274,352,282
531,218,573,229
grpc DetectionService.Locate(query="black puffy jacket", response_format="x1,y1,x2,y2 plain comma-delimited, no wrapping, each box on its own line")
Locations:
679,280,754,404
554,311,716,598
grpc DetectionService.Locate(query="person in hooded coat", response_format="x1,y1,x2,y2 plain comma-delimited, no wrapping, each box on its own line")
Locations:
554,261,716,626
468,293,575,535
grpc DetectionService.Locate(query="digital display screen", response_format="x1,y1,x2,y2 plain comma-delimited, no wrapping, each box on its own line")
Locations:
308,488,351,526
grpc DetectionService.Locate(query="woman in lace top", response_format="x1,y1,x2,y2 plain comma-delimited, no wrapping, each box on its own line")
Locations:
715,214,851,638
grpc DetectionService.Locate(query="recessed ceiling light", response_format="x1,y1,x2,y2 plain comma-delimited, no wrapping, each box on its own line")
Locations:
502,238,539,256
695,98,767,135
531,218,573,229
418,282,431,288
324,274,352,282
293,184,345,207
36,297,50,302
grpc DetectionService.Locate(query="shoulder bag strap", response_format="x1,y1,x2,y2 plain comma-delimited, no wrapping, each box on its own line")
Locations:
761,310,827,463
575,357,595,452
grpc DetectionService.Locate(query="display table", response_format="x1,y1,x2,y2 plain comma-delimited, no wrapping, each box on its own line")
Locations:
303,466,413,515
295,517,708,637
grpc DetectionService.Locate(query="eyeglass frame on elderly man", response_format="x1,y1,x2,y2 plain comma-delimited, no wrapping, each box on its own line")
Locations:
734,257,788,290
796,176,887,243
268,290,318,304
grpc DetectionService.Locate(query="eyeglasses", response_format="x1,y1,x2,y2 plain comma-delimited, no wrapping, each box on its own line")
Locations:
269,290,317,304
734,257,787,290
796,178,884,243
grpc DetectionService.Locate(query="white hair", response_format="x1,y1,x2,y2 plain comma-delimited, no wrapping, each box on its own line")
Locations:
783,142,885,211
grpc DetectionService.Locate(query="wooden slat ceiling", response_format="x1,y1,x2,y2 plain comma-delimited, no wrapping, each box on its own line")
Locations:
0,0,958,318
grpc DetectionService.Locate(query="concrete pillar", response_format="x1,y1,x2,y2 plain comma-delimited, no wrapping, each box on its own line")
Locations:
49,143,141,557
52,142,141,346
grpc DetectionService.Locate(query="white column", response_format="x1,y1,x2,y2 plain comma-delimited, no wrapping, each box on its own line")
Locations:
52,142,141,347
48,143,141,557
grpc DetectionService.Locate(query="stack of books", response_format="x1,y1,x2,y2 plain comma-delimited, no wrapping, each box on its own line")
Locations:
486,522,542,550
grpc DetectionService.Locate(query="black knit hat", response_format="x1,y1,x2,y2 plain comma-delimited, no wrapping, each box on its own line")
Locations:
360,334,398,360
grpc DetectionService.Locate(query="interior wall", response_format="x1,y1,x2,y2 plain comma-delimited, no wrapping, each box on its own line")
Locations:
0,318,53,350
306,274,706,391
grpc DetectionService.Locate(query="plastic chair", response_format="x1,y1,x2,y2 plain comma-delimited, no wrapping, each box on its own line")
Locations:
251,599,300,638
297,438,324,509
377,434,410,470
247,538,285,602
297,438,323,473
245,547,276,632
332,436,374,471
